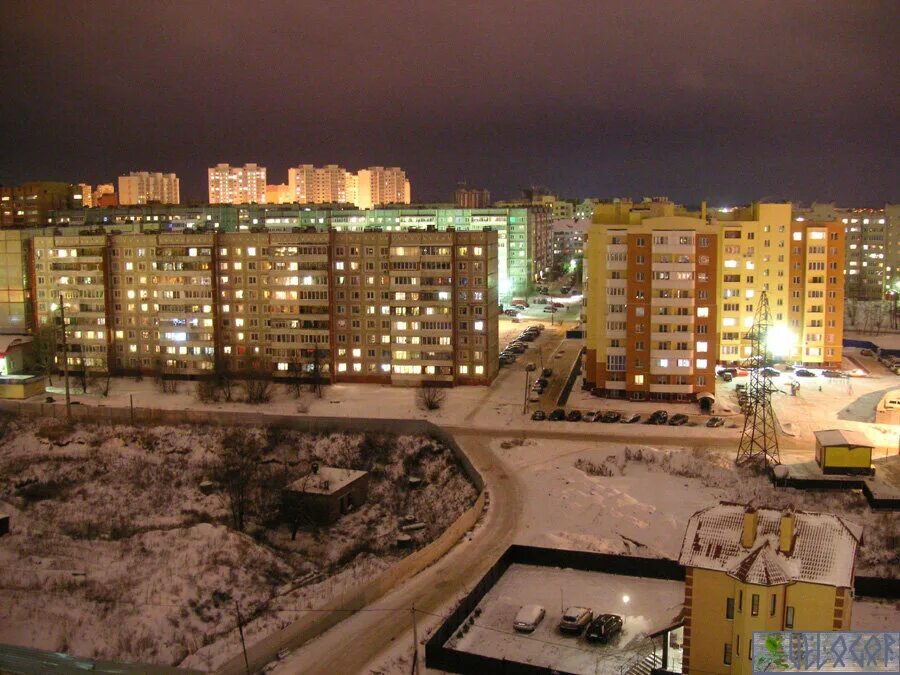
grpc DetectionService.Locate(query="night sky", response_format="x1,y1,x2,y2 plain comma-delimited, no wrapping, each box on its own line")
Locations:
1,1,897,205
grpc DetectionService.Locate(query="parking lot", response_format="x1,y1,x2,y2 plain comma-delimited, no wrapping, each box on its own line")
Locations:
446,563,684,674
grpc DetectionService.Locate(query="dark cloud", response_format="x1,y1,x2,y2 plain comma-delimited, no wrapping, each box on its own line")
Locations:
0,0,897,204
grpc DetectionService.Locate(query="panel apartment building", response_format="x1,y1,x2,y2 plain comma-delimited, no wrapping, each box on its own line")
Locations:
48,204,552,297
29,229,498,387
714,203,844,367
584,201,719,401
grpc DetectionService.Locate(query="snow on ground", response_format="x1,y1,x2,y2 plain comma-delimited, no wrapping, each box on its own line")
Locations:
446,564,683,675
0,417,477,668
853,599,900,631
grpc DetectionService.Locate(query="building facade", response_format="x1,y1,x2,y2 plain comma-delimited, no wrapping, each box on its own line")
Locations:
454,186,491,209
30,229,498,387
0,182,77,228
679,502,861,675
48,204,551,297
118,172,180,205
584,202,719,401
355,166,411,209
288,164,351,205
208,163,267,204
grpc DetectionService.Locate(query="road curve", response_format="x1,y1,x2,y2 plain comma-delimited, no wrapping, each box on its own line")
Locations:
272,431,524,675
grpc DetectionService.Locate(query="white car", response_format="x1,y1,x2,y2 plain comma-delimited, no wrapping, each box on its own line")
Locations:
513,604,546,633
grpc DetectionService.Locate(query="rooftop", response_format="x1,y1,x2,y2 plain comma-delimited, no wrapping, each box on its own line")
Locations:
286,466,367,495
814,428,874,448
679,502,862,588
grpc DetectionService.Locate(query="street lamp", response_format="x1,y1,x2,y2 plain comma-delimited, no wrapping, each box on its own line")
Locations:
523,362,536,414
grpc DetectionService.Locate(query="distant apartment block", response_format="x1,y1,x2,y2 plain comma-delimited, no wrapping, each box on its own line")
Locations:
265,184,293,205
29,229,499,387
93,183,117,207
454,185,491,209
584,200,719,401
118,172,180,205
208,163,267,204
77,183,93,208
48,204,551,297
551,219,587,265
286,165,411,209
0,182,77,228
355,166,410,209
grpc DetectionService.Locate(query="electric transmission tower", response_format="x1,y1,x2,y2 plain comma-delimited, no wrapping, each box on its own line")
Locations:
735,290,781,467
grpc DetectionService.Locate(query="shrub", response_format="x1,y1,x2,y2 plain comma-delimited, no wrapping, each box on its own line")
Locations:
195,379,220,403
35,421,74,444
244,377,273,404
574,458,614,477
416,383,446,411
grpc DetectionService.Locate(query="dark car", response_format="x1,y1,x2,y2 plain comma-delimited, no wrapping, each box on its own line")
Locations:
504,309,519,317
548,408,566,421
535,377,549,387
669,414,689,426
560,287,571,294
518,333,535,342
601,410,621,423
760,367,780,378
794,368,816,377
706,416,725,428
621,413,641,424
531,410,546,421
649,410,668,425
566,410,583,422
585,614,623,643
822,370,847,378
590,387,604,397
541,367,553,378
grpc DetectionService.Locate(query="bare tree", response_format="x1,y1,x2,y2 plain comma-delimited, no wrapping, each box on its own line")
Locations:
154,359,178,394
213,353,236,402
26,324,58,384
307,346,326,399
86,369,111,397
195,378,220,403
416,382,446,411
241,359,273,404
209,429,265,532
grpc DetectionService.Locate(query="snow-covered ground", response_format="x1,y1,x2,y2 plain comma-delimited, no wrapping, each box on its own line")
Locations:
446,564,683,675
0,418,477,668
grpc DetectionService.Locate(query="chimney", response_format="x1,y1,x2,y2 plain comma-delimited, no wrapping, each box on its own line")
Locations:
779,510,795,554
741,505,758,549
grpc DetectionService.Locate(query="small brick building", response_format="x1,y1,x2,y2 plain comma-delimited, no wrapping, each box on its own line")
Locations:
282,464,369,526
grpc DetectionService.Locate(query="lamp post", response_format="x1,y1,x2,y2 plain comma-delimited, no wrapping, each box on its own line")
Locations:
57,294,71,421
523,362,536,414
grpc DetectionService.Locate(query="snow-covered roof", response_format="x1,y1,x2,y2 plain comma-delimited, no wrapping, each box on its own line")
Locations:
551,219,589,234
814,429,873,448
287,466,367,495
679,502,862,588
0,334,31,356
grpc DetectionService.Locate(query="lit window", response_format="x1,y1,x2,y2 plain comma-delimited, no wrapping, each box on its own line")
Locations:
697,359,708,368
458,365,469,374
696,341,708,353
352,348,361,358
474,321,484,331
337,363,347,372
634,374,644,385
475,365,484,375
697,307,709,317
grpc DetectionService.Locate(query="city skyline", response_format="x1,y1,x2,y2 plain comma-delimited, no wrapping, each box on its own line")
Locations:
0,1,897,205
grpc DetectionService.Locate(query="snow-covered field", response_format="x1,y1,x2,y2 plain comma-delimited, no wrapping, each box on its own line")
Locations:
447,564,683,675
0,416,477,668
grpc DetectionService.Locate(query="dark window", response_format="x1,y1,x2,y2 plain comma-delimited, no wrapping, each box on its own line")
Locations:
752,594,760,616
771,594,777,616
724,643,732,665
786,606,794,628
738,590,743,612
726,598,734,619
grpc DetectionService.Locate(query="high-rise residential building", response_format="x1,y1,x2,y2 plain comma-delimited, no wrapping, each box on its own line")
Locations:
287,164,351,204
47,203,551,297
118,172,180,205
679,502,860,675
77,183,93,208
265,184,293,205
0,182,77,228
886,204,900,292
715,203,843,367
575,198,597,221
29,229,498,386
454,185,491,209
93,183,116,207
0,230,30,331
355,167,410,209
584,200,719,401
551,219,588,267
208,163,267,204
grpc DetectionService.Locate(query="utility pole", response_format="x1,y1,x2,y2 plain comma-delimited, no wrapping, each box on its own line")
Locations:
58,294,71,421
410,605,419,675
234,599,250,675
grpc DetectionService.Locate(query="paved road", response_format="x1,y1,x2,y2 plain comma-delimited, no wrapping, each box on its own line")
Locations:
273,432,524,675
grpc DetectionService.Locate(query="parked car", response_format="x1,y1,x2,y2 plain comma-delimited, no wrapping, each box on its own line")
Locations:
706,416,725,428
558,607,593,635
585,614,623,643
822,370,847,378
847,368,868,377
508,343,526,353
528,392,541,402
511,298,530,308
649,410,669,425
503,309,519,317
669,414,689,426
539,286,549,294
860,349,874,357
518,333,535,342
566,410,583,422
542,367,553,378
590,387,604,397
760,367,781,378
601,410,621,423
531,410,546,421
560,287,571,295
529,324,544,332
582,411,598,423
551,302,565,309
535,377,549,387
543,306,558,313
548,408,566,421
719,367,749,378
513,604,546,633
794,368,816,377
621,413,641,424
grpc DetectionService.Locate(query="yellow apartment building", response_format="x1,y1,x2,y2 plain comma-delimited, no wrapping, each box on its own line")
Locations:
679,502,861,675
